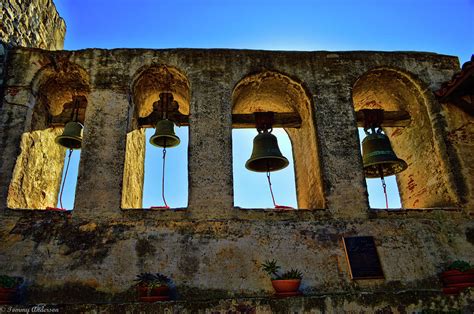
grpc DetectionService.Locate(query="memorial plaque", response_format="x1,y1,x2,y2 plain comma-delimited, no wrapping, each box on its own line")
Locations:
343,236,384,280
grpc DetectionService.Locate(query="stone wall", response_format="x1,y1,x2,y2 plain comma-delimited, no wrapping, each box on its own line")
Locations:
0,48,472,309
0,43,5,98
443,98,474,210
0,0,65,50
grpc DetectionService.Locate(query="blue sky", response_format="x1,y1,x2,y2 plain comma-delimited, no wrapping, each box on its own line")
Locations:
56,0,473,63
54,0,473,209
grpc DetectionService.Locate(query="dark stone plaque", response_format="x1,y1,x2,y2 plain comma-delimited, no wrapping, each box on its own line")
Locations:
343,236,384,280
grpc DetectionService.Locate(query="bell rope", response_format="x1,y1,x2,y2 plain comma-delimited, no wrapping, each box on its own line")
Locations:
161,142,169,209
58,148,74,210
378,164,389,209
266,170,277,208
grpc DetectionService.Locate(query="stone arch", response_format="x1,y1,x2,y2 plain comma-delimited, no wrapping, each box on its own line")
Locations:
131,64,190,118
122,65,191,209
30,60,90,130
352,67,457,208
8,61,90,209
232,71,325,209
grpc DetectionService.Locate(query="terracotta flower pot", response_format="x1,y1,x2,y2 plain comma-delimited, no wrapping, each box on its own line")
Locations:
271,279,301,293
137,285,170,302
0,288,18,304
137,285,150,298
441,270,474,286
441,269,474,294
151,285,170,296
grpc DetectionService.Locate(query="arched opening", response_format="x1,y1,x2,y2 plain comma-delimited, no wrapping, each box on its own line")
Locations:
353,67,456,209
122,65,190,209
232,128,297,208
8,61,90,210
232,71,324,209
357,128,402,209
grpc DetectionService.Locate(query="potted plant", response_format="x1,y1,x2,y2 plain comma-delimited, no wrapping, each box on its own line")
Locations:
135,272,172,302
441,260,474,294
261,260,303,297
0,275,24,304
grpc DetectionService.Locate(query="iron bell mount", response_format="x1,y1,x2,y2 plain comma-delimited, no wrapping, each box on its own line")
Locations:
55,98,83,150
361,109,408,208
246,112,292,210
51,97,84,211
150,93,180,148
149,92,181,210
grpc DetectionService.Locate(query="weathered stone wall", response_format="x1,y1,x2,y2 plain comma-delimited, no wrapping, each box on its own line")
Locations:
0,0,66,50
122,129,146,209
0,43,5,89
7,128,65,209
0,210,473,309
0,48,472,309
443,99,474,211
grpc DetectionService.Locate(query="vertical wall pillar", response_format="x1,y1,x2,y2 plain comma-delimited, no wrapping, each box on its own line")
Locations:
0,89,30,210
313,84,368,218
187,73,233,217
121,129,145,209
74,90,129,218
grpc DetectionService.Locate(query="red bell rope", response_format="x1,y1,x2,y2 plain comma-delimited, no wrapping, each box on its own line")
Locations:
59,148,73,210
378,164,389,209
266,170,277,208
161,144,169,209
266,170,293,210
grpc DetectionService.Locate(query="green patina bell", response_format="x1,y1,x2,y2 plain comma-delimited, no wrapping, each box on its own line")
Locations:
55,121,83,149
362,132,407,178
245,132,289,172
150,119,180,148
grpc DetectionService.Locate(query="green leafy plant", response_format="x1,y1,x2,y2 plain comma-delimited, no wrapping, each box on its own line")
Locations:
446,260,473,272
280,269,303,280
135,272,171,287
261,260,302,280
0,275,23,289
261,260,281,279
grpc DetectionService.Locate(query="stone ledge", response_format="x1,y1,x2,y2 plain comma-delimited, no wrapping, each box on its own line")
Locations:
368,207,467,220
1,290,472,313
1,206,470,223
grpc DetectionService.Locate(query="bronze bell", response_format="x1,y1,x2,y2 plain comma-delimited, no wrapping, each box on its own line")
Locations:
246,132,289,172
55,121,83,149
362,132,407,178
150,119,180,148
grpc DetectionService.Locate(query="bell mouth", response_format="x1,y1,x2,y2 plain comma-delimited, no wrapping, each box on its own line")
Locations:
149,135,181,148
245,156,289,172
363,159,408,178
149,119,181,148
55,136,82,150
55,121,83,149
